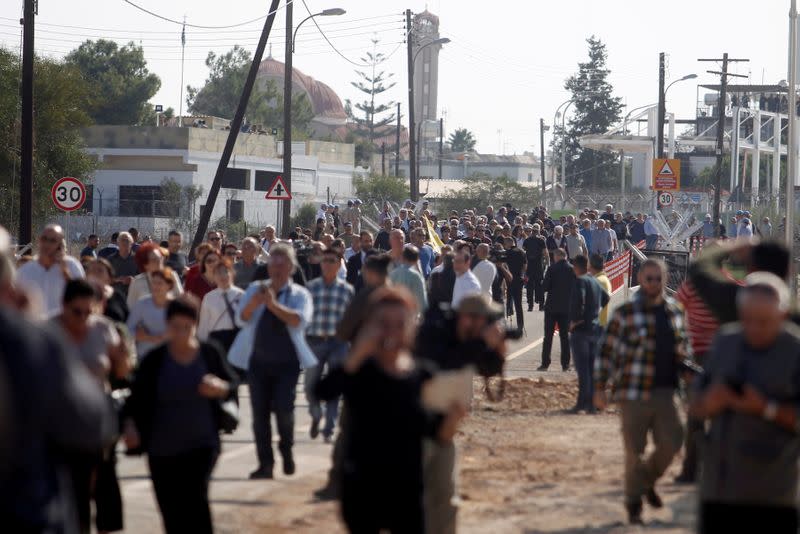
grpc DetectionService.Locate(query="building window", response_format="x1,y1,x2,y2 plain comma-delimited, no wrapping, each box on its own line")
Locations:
222,168,249,190
424,62,430,73
254,170,282,191
423,83,429,95
422,104,429,116
119,185,169,217
226,199,244,222
528,173,533,183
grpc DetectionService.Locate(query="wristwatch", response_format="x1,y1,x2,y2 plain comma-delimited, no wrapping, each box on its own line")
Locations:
763,401,779,421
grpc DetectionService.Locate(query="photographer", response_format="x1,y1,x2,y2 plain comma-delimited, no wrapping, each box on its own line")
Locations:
416,294,507,534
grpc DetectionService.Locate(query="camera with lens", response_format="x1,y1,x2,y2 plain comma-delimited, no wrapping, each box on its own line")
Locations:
488,248,508,263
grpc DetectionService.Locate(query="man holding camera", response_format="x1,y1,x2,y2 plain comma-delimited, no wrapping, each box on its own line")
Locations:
416,294,507,534
502,236,527,332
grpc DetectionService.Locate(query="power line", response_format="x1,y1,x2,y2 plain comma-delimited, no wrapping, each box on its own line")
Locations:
299,0,381,68
120,0,289,29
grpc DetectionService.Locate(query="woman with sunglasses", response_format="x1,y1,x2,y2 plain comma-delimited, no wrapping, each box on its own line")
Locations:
127,268,176,361
186,250,220,301
123,295,237,534
127,243,183,310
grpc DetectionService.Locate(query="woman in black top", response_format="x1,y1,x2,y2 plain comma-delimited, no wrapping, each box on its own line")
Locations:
317,287,465,533
123,295,237,534
428,252,456,309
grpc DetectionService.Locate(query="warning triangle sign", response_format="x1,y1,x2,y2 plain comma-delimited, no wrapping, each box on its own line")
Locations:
265,175,292,200
657,160,675,177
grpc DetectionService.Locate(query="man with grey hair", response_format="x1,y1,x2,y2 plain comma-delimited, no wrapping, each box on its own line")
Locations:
389,245,428,312
233,243,315,479
234,237,264,289
108,231,137,298
16,224,85,318
691,272,800,533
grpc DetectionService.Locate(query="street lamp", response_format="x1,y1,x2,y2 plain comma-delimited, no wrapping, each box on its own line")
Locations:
292,8,346,52
665,73,698,95
658,73,697,158
281,6,345,236
408,34,450,201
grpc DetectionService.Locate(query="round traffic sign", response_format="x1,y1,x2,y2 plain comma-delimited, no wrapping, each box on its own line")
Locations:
51,177,86,212
658,191,674,207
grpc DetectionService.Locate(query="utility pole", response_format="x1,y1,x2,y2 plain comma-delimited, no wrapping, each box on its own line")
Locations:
788,0,798,247
657,52,666,159
406,8,418,201
699,54,749,238
281,0,293,237
395,102,401,177
19,0,35,246
189,0,281,259
179,17,186,127
539,118,548,207
438,117,444,180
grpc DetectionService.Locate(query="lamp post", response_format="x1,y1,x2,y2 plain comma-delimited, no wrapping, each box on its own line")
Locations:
540,119,549,208
659,73,698,158
788,0,797,249
407,22,450,201
281,6,345,236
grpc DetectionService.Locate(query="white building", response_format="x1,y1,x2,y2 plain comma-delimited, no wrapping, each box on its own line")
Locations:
69,125,354,239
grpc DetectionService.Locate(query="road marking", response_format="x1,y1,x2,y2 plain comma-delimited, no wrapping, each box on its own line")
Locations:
506,335,545,362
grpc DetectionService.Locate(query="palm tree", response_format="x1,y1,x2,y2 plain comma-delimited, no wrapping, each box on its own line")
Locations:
448,128,477,153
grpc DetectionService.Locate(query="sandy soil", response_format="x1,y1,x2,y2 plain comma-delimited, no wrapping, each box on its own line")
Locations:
218,377,697,533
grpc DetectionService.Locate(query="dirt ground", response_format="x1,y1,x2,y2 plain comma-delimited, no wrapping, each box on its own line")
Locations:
217,377,697,533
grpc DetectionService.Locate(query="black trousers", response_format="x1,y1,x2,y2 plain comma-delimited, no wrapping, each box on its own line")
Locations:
148,447,219,534
341,481,425,534
525,265,544,307
541,311,570,369
249,367,299,469
506,279,524,331
95,448,123,532
700,501,797,534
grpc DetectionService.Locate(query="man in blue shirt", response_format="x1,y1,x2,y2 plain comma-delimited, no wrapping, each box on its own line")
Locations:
580,219,594,253
410,228,435,278
79,234,99,259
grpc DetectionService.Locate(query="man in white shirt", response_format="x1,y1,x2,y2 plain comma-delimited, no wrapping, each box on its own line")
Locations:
261,225,277,254
471,243,497,298
452,249,482,308
16,224,85,319
343,233,361,262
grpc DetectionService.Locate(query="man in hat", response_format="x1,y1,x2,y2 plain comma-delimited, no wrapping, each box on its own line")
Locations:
701,214,715,239
416,294,507,534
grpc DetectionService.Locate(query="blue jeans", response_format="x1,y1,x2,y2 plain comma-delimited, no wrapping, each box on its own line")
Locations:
304,338,348,437
645,235,658,249
570,327,599,411
248,365,300,469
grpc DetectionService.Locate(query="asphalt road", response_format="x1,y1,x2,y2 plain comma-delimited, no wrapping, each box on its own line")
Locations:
115,290,627,532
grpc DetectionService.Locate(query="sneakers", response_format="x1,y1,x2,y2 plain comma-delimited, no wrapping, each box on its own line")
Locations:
249,467,273,480
536,365,549,371
323,434,333,444
313,484,338,501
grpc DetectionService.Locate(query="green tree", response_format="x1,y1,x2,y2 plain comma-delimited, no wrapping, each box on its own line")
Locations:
0,48,96,237
437,173,539,214
289,202,318,230
65,39,161,125
447,128,476,153
556,36,623,189
187,46,313,138
353,173,408,212
346,39,396,165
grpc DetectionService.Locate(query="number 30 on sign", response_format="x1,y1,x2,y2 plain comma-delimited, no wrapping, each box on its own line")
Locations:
51,177,87,212
658,191,674,207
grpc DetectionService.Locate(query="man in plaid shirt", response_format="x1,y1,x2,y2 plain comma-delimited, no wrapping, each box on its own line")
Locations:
594,258,687,525
304,247,354,442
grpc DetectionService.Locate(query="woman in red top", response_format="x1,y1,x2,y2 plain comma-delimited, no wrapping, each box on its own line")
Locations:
185,248,219,301
184,243,214,291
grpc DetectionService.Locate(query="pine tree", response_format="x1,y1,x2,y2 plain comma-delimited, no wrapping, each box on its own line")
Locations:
555,36,623,189
346,39,396,164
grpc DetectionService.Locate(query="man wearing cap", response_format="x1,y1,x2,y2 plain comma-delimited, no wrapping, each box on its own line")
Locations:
701,214,716,239
416,294,506,534
691,273,800,533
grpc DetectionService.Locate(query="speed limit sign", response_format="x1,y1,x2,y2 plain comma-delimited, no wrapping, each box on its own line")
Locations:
658,191,674,207
51,177,87,212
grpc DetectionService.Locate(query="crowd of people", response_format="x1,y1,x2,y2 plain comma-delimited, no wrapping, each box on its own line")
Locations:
2,195,800,534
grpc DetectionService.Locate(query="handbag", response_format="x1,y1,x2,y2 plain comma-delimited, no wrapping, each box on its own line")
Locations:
209,291,241,353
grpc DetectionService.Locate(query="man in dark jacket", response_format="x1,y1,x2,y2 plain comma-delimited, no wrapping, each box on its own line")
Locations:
568,254,610,413
539,248,576,371
345,232,375,292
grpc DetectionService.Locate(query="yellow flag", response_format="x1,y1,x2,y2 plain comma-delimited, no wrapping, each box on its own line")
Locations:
422,214,444,254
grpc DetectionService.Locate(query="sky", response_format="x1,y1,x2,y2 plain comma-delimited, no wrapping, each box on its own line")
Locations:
0,0,793,155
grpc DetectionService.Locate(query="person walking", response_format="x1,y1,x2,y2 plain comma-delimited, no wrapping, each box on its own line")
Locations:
564,224,588,262
568,255,609,413
523,224,549,311
231,244,315,479
588,254,612,327
539,249,575,371
304,248,354,443
233,238,264,290
126,243,183,310
108,232,138,299
691,274,800,534
594,259,687,524
471,243,497,299
502,236,527,332
389,246,429,313
127,268,176,360
315,287,465,533
451,249,482,309
197,259,245,352
123,296,237,534
185,249,219,301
